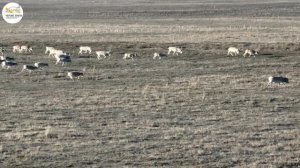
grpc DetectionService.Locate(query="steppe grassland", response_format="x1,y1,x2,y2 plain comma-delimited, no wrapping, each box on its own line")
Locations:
0,0,299,167
2,17,300,43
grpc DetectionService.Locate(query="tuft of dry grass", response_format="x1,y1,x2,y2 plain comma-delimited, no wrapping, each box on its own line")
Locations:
44,126,59,139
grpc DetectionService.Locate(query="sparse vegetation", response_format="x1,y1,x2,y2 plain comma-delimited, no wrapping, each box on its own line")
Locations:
0,0,299,167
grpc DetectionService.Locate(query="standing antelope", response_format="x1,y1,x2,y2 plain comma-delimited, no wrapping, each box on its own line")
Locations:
0,56,15,62
267,76,289,86
168,47,183,56
20,45,33,53
55,54,71,66
227,47,240,56
67,71,83,80
243,49,258,57
21,65,38,73
13,45,21,53
96,50,111,59
79,46,92,54
1,61,17,69
34,62,49,69
153,52,167,59
123,53,137,60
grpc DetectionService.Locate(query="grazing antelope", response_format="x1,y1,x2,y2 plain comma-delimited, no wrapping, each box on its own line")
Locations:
20,45,33,53
0,56,15,62
96,50,111,59
227,47,240,56
168,47,182,56
267,76,289,86
243,49,258,57
55,54,71,66
21,65,38,73
1,61,17,69
67,71,83,80
13,45,21,53
153,52,167,59
123,53,137,60
34,62,49,69
79,46,92,54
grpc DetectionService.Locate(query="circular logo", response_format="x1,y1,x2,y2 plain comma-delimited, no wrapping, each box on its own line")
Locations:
2,2,23,24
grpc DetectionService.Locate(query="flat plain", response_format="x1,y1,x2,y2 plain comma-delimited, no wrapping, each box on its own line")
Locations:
0,0,299,167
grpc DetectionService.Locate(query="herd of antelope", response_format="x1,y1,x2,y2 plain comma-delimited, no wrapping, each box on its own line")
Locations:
0,45,289,85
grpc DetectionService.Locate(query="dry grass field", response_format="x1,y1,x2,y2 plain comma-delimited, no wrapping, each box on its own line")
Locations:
0,0,299,167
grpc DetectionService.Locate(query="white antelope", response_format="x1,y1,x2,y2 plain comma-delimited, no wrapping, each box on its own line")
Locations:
49,49,64,57
243,49,258,57
267,76,289,86
20,45,33,53
79,46,92,54
21,65,38,73
45,46,55,54
67,71,83,80
96,50,111,59
153,52,167,59
168,47,182,56
123,53,137,60
13,45,21,53
227,47,240,56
